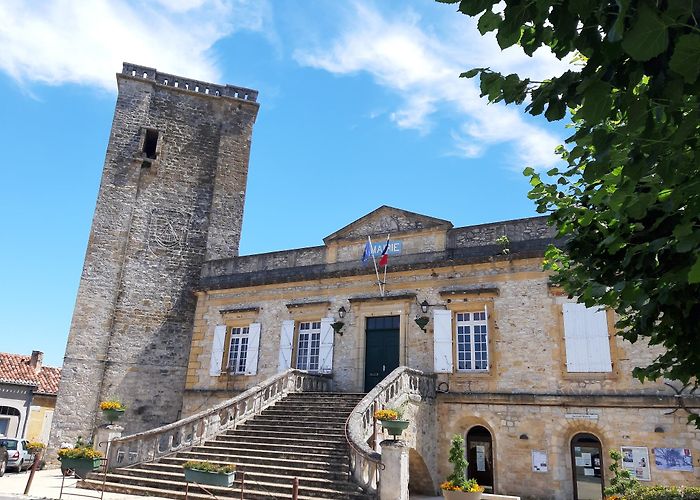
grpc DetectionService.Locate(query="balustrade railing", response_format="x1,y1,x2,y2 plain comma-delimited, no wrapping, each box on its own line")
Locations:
107,369,329,469
344,366,436,495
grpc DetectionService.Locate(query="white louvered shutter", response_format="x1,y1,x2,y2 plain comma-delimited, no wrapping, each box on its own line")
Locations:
278,320,295,372
318,317,335,374
563,303,612,372
209,325,227,376
244,323,261,375
584,306,612,372
433,309,453,373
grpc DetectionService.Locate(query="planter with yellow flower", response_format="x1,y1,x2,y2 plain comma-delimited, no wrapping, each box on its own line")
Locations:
374,409,409,439
441,435,484,500
58,443,103,479
99,400,126,424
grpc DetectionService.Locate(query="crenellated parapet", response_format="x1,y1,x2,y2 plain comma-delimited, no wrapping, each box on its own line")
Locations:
121,62,258,102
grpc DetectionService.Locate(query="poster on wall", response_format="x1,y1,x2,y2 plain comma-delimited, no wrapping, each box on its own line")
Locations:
475,445,486,472
532,450,548,472
621,446,651,481
653,448,694,472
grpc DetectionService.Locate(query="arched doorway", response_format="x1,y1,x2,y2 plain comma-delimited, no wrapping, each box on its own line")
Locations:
571,433,604,500
466,426,494,493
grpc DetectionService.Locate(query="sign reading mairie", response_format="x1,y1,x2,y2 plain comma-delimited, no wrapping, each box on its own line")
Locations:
367,240,402,256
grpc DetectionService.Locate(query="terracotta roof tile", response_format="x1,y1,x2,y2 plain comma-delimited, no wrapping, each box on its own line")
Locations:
0,352,61,395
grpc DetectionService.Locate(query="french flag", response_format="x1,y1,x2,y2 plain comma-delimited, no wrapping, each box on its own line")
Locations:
378,235,390,267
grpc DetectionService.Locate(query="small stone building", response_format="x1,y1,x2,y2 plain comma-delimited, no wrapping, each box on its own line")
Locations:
184,206,700,500
0,351,60,442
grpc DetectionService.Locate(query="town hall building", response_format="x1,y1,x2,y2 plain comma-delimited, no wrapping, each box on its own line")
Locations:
49,64,699,500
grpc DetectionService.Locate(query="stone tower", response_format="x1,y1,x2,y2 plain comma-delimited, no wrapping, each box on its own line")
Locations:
49,63,259,449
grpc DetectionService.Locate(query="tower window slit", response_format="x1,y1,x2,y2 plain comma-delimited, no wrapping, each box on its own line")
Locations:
143,129,159,159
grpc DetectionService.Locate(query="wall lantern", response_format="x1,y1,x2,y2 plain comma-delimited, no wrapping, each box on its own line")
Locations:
338,306,347,319
420,300,429,314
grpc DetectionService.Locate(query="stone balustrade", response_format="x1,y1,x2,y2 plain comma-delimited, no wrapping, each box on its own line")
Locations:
107,369,329,469
121,62,258,102
345,367,436,495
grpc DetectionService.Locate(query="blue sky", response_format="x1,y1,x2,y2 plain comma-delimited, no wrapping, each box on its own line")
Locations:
0,0,570,367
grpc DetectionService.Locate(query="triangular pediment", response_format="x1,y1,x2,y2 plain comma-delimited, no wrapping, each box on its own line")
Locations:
324,206,453,243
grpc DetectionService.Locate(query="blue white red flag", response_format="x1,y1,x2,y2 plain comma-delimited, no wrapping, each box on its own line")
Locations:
361,240,372,264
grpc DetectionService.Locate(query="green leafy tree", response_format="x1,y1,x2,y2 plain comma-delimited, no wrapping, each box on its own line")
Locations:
437,0,700,421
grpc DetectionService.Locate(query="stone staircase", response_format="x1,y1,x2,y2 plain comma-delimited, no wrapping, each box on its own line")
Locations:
81,392,372,499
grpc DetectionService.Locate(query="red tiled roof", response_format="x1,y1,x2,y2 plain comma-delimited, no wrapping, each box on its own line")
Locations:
0,352,61,395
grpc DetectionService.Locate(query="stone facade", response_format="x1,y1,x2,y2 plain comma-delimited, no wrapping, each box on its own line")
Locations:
186,206,699,499
50,62,699,498
49,63,258,453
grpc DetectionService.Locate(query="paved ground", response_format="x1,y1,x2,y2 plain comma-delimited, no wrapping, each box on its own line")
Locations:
0,468,169,500
0,468,516,500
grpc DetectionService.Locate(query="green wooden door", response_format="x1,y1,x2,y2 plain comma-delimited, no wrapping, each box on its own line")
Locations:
364,316,400,392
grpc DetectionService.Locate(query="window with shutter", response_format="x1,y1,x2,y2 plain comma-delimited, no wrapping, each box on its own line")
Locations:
563,303,612,373
455,308,489,371
226,326,250,374
296,320,321,372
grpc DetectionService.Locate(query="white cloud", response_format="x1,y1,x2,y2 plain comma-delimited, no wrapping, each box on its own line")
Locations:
294,2,570,170
0,0,271,92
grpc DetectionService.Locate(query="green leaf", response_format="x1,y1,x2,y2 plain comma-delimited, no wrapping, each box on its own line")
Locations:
478,10,501,34
608,0,630,43
578,80,613,123
621,4,669,61
545,98,566,121
689,256,700,284
669,34,700,83
460,68,483,79
458,0,494,16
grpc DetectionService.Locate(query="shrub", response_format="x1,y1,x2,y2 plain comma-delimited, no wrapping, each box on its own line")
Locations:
182,460,235,474
625,485,700,500
605,450,639,497
440,435,484,493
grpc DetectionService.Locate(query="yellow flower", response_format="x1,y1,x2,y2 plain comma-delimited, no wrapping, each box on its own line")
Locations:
99,400,125,411
374,409,398,421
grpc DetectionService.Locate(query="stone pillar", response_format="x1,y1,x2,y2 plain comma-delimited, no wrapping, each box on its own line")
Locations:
94,424,123,457
380,439,409,500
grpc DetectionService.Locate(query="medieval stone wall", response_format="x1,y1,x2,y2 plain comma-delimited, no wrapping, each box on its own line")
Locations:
49,64,258,452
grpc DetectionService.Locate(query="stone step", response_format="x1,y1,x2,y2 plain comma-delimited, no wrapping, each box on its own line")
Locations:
100,469,366,498
162,454,349,472
240,422,346,434
261,408,351,419
199,438,347,455
78,392,370,500
226,428,346,442
254,413,348,423
143,460,349,481
81,474,367,500
268,405,359,414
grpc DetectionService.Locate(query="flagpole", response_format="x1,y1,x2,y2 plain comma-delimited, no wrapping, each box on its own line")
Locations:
368,235,383,297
